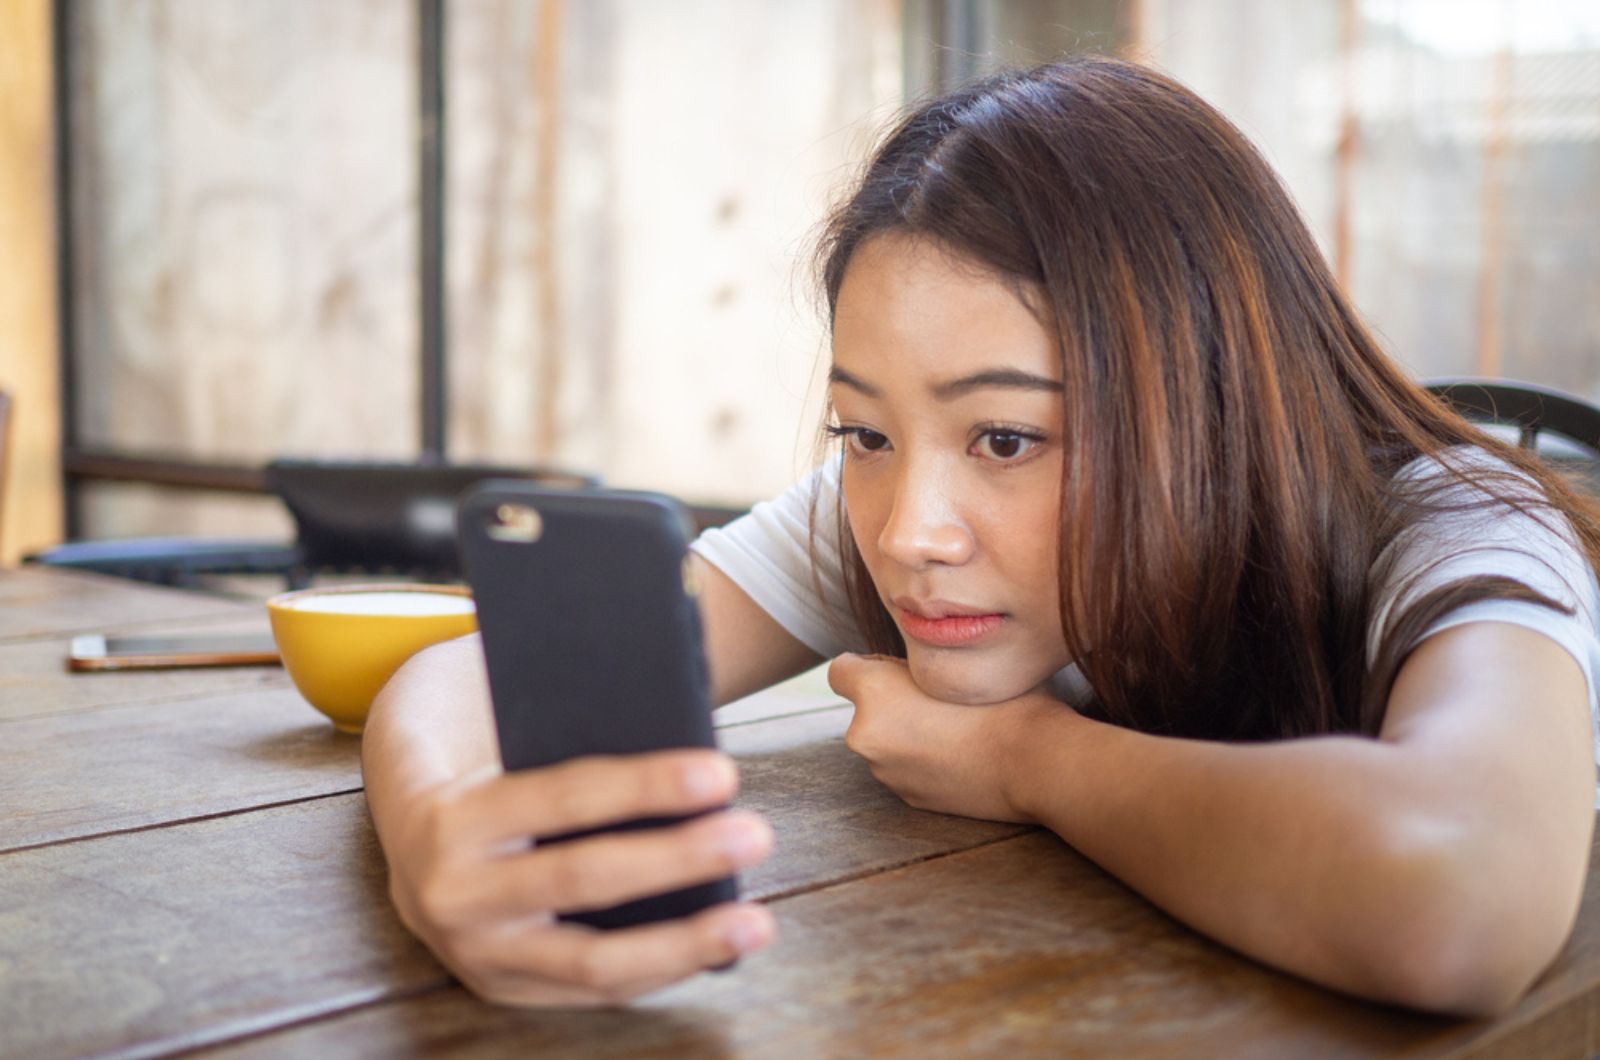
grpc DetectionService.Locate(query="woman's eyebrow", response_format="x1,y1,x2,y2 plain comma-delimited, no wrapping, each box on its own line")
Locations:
828,366,1064,399
828,366,880,397
931,369,1063,399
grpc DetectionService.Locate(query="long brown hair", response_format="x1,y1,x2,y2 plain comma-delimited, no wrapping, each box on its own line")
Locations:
814,56,1600,740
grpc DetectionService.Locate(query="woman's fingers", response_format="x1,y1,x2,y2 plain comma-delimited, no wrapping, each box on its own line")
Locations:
456,809,773,921
464,901,776,1006
393,750,773,1007
456,750,740,848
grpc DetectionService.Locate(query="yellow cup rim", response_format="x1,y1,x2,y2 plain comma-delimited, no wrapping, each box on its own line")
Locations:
266,582,475,616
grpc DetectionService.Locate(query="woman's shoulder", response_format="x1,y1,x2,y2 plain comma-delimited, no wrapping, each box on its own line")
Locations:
1370,444,1600,646
1380,444,1590,569
1389,443,1543,497
1380,444,1588,550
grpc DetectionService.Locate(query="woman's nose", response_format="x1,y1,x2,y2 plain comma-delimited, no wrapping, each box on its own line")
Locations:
876,465,975,569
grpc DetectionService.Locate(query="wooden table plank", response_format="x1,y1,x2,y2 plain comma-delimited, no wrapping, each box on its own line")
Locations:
4,643,1015,868
0,567,254,643
0,613,288,724
0,795,431,1060
0,686,361,853
0,709,1025,1058
711,706,1025,899
208,828,1600,1059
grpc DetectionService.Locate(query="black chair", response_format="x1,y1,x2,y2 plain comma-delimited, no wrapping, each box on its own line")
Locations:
31,458,597,590
1425,377,1600,495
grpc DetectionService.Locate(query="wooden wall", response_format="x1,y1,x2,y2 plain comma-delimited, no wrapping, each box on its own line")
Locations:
443,0,905,503
63,0,903,538
0,0,64,566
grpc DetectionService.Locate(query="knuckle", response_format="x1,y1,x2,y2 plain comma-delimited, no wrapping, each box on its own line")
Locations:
412,872,463,928
415,788,468,857
468,969,550,1009
608,981,648,1005
542,773,592,832
409,801,446,853
590,980,633,1006
452,966,499,1001
433,932,482,978
844,720,874,757
570,945,615,992
544,847,599,906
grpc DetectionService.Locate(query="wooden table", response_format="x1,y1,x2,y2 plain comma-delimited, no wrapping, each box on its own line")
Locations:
3,567,1597,1059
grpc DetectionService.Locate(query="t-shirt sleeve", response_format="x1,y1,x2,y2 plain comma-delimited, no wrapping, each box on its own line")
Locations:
688,456,867,658
1368,451,1600,806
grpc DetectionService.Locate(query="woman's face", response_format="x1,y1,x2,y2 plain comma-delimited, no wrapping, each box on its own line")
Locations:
830,233,1072,704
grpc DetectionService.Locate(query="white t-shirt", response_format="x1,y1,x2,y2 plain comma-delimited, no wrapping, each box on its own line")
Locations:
691,449,1600,805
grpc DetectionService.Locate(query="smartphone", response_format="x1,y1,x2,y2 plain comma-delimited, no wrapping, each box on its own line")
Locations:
456,481,736,931
67,632,281,672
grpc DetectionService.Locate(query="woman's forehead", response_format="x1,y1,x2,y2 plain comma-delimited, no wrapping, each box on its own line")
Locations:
831,234,1060,387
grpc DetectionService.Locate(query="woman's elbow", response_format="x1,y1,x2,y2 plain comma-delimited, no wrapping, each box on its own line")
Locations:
1373,932,1552,1018
1352,819,1584,1017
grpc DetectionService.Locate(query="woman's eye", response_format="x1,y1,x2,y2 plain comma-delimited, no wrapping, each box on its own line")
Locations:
974,430,1038,461
848,429,890,455
827,424,891,456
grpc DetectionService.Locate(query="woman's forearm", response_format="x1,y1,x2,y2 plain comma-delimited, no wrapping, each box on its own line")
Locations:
1005,707,1577,1015
361,634,500,842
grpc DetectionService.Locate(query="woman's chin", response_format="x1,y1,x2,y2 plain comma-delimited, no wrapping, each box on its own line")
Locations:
904,648,1046,705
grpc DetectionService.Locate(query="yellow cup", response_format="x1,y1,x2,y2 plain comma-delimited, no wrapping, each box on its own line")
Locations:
266,584,478,734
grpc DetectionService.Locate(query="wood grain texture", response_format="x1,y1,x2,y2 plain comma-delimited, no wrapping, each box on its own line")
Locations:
5,712,1599,1057
0,567,253,643
200,832,1475,1059
0,613,287,723
716,706,1026,900
0,795,434,1060
0,685,360,853
6,568,1599,1057
0,709,1024,1058
209,828,1600,1059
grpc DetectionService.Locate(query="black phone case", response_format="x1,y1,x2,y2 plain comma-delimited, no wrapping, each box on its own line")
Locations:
457,482,736,930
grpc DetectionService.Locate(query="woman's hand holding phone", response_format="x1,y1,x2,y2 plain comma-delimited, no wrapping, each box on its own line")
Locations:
384,750,776,1006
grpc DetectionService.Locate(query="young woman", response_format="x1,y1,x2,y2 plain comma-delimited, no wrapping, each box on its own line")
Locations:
362,57,1600,1014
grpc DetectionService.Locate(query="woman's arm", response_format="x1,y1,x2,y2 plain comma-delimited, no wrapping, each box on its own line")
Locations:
833,621,1596,1015
696,554,825,705
360,553,817,1005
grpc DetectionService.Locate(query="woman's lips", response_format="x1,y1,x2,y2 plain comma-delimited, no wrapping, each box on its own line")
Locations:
895,608,1006,647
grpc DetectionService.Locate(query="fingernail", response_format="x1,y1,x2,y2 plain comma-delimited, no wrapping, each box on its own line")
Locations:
724,910,773,954
712,814,771,864
682,757,733,800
